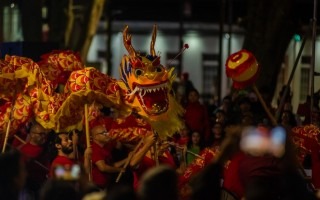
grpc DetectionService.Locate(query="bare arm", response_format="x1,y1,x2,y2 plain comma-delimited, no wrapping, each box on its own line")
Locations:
129,133,156,168
113,157,128,168
95,160,124,173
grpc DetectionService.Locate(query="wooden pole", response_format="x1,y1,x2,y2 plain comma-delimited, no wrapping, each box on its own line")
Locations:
2,94,16,153
13,134,25,144
185,150,204,160
115,138,144,183
84,104,91,148
172,142,204,160
84,104,92,181
275,37,307,121
252,84,277,126
73,130,79,162
1,119,11,153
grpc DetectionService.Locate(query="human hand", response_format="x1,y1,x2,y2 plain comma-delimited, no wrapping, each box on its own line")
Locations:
127,151,134,158
143,132,156,146
84,147,92,159
71,131,79,144
119,167,126,173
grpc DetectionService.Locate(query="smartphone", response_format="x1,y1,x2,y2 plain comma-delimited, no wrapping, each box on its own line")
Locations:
54,164,81,180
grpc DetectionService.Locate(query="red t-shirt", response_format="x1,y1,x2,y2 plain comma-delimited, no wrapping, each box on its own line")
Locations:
20,143,43,159
49,155,75,178
91,141,115,188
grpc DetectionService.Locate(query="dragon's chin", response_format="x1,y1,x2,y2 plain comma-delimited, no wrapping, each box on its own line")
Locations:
146,95,185,138
132,82,169,116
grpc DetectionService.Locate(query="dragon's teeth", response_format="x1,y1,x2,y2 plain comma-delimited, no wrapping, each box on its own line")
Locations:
136,83,168,92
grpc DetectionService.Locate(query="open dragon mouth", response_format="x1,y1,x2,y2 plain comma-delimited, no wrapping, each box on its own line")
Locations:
131,82,169,115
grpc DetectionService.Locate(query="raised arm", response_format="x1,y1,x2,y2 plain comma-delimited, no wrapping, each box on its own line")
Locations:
130,133,156,168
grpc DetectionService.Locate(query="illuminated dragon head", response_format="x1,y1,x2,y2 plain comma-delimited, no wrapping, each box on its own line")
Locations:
119,25,184,138
120,25,171,116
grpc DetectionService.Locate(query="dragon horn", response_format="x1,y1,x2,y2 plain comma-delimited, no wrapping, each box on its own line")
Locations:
150,24,157,57
123,25,137,58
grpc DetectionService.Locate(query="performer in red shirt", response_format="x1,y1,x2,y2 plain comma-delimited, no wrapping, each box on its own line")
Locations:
19,122,51,199
90,122,128,190
50,132,76,178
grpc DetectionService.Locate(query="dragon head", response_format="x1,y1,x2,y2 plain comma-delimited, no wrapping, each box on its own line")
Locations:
118,25,184,138
120,25,171,116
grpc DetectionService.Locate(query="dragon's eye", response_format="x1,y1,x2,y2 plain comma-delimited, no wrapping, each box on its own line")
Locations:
156,66,163,73
135,69,143,76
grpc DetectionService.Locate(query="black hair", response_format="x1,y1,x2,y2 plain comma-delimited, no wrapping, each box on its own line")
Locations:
138,165,178,200
39,180,78,200
54,132,69,145
48,132,68,162
238,97,252,106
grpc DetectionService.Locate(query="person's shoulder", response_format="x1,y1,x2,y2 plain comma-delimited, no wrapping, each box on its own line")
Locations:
20,143,43,157
20,142,42,149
